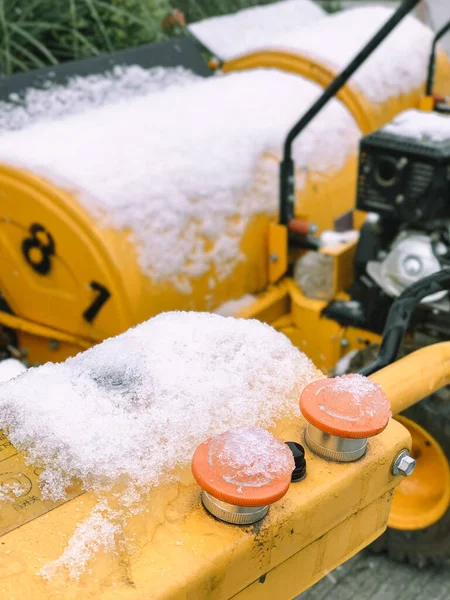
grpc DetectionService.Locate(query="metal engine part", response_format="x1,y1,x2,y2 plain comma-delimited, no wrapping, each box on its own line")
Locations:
367,230,449,306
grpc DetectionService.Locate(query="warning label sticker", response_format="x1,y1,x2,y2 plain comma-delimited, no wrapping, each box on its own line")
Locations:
0,431,83,538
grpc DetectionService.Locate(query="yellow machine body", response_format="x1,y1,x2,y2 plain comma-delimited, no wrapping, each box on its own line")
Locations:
1,344,450,599
2,43,450,364
1,16,450,597
238,240,380,375
0,149,359,364
0,397,410,599
222,47,450,134
235,249,450,534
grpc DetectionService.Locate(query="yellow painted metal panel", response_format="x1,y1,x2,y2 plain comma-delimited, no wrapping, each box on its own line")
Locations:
370,341,450,416
232,492,392,600
268,223,288,283
0,149,359,365
0,447,83,538
0,418,410,599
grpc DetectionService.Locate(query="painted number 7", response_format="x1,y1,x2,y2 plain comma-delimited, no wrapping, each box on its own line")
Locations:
82,281,111,323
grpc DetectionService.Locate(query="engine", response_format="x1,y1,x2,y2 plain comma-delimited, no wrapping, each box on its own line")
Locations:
330,109,450,343
356,109,450,223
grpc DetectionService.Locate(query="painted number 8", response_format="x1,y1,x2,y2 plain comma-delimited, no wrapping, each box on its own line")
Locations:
22,223,55,275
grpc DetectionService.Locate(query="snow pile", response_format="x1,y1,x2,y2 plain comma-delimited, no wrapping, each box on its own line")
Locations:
0,311,319,577
188,0,326,61
332,373,382,401
209,426,294,486
0,66,200,133
0,69,360,293
214,294,256,316
258,6,434,103
0,359,26,383
383,109,450,142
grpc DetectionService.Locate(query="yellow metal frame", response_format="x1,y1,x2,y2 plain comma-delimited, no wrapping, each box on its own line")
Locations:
1,253,449,598
2,344,449,598
371,342,450,416
240,236,381,375
0,415,410,599
268,223,288,283
371,344,450,531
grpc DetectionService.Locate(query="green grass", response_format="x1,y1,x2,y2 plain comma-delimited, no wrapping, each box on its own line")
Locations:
0,0,339,76
0,0,172,75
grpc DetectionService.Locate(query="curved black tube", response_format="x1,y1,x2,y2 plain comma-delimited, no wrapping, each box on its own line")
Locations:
359,270,450,377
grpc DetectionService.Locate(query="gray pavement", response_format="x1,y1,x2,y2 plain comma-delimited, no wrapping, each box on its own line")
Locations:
298,551,450,600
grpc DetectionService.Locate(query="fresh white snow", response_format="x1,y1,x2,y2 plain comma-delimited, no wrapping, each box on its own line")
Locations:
188,0,326,61
0,68,360,293
208,426,295,486
0,65,200,133
229,6,435,104
0,311,319,577
382,108,450,142
0,358,26,383
214,294,256,316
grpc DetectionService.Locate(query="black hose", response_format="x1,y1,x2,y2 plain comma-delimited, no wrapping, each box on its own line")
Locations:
358,269,450,377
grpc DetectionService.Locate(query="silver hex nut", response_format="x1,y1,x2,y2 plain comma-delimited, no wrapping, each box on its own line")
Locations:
392,449,416,477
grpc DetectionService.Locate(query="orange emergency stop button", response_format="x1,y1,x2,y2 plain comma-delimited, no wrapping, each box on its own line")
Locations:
300,374,391,438
192,427,294,523
300,374,391,462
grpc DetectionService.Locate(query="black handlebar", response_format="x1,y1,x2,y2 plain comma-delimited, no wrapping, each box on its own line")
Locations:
279,0,422,227
425,18,450,97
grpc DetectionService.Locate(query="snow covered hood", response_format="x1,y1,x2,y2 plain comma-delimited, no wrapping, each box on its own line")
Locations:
188,0,326,61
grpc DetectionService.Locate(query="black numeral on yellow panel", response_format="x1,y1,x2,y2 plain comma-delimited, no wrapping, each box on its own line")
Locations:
83,281,111,323
22,223,55,275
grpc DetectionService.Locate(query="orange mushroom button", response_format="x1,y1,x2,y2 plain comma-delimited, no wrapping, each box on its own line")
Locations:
300,374,391,462
300,374,391,438
192,427,294,524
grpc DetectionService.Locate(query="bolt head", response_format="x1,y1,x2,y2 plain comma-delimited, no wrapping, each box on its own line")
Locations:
398,455,416,476
392,449,416,477
269,253,278,263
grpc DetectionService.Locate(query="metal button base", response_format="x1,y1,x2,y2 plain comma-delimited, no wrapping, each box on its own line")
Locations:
201,491,269,525
305,424,367,462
